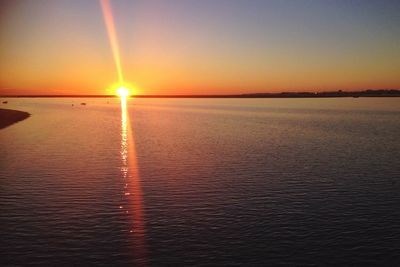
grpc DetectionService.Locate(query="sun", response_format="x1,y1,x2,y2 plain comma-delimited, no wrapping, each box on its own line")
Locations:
109,82,135,97
116,86,130,97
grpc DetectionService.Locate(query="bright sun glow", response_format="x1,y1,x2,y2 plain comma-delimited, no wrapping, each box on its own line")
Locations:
117,86,130,97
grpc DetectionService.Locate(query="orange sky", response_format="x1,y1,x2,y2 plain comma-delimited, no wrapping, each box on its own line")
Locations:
1,0,399,95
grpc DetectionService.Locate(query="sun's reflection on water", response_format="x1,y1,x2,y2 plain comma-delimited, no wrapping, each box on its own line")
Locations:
120,96,148,266
121,96,128,178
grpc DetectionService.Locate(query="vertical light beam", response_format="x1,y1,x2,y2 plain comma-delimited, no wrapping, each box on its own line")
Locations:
102,1,147,262
100,0,124,83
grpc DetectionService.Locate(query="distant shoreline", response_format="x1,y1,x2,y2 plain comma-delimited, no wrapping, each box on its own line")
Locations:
0,109,30,130
0,89,399,98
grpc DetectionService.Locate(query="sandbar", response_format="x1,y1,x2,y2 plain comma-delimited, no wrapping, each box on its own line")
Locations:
0,108,30,129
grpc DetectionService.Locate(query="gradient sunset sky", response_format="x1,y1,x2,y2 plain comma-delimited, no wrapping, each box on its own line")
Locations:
1,0,399,95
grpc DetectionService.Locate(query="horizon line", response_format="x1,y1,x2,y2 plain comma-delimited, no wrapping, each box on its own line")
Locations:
0,89,399,98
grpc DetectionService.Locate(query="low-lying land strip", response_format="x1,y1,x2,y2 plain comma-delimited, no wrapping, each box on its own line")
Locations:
0,108,30,129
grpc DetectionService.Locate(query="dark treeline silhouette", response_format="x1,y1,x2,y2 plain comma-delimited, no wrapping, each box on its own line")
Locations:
240,89,400,98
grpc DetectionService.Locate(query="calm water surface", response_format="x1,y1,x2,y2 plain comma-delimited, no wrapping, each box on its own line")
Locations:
1,98,400,266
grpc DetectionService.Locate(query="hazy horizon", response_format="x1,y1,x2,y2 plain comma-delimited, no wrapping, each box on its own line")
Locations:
1,88,400,97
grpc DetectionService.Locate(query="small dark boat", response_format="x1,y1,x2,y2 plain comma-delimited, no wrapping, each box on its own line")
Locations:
2,101,8,104
80,102,86,105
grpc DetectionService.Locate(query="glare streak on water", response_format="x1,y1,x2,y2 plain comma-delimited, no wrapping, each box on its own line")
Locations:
0,97,400,266
120,95,148,266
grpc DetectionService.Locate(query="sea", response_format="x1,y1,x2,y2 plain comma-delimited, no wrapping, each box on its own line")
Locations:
1,97,399,266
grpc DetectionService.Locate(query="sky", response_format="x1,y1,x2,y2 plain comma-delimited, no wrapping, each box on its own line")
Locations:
0,0,399,95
